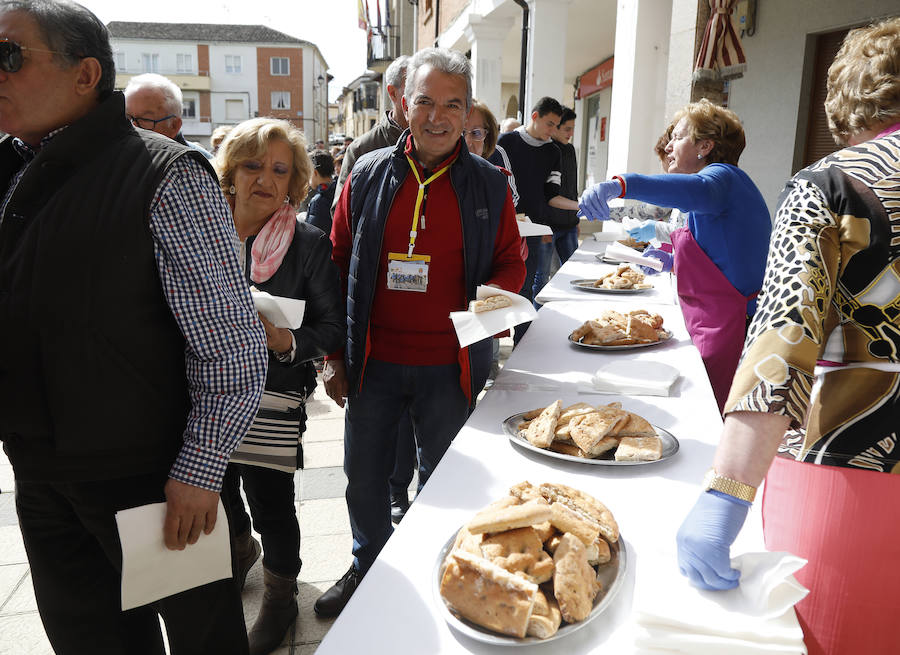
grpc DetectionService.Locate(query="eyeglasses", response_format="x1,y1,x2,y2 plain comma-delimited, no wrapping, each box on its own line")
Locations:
0,38,77,73
128,114,177,130
464,128,487,142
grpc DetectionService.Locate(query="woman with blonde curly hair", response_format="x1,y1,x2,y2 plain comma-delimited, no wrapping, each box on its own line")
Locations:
217,118,344,654
677,16,900,655
580,99,771,411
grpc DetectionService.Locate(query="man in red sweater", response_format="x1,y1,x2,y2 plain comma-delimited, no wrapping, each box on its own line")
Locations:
314,48,525,617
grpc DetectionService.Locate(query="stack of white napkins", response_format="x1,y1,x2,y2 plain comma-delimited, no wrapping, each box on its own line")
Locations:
633,551,809,654
450,285,537,348
588,361,680,396
604,241,664,271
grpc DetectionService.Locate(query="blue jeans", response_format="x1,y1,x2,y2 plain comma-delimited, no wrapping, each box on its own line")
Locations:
514,235,543,342
389,413,418,496
344,359,468,573
552,226,579,266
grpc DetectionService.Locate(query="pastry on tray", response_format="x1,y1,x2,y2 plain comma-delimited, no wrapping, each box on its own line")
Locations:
439,481,619,640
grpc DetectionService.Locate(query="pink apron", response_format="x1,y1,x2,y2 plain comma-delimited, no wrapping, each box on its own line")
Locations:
670,227,756,412
763,456,900,655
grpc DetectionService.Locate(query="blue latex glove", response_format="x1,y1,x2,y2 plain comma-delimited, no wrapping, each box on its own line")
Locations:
577,179,622,221
639,247,673,275
627,220,657,243
676,490,750,590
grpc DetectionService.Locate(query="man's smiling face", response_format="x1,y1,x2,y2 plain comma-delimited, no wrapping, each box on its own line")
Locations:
402,63,470,168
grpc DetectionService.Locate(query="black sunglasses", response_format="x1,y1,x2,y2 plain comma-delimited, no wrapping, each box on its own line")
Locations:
0,38,74,73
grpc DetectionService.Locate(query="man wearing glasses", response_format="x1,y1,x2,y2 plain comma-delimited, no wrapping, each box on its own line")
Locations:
0,2,266,653
124,72,213,158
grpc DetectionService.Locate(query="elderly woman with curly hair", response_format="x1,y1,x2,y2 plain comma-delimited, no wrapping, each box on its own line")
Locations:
580,100,771,410
677,16,900,655
216,118,343,654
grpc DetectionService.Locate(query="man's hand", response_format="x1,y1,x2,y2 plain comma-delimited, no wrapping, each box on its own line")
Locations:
258,312,293,354
163,478,220,551
322,359,349,408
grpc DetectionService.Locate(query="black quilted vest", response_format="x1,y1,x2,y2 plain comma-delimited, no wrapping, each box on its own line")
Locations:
0,92,218,482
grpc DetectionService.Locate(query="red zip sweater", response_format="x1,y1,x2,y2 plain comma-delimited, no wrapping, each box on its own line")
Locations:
328,136,524,366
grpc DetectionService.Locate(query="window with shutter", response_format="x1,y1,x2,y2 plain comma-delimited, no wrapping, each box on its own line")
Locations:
801,27,853,168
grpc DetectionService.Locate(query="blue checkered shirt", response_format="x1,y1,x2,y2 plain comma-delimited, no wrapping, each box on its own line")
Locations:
2,135,267,491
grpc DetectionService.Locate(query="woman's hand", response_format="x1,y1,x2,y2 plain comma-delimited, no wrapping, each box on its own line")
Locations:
258,312,293,354
578,179,623,220
639,247,674,274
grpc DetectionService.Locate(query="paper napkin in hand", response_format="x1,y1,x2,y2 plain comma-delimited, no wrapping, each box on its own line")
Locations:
450,285,537,348
633,550,809,654
516,215,553,237
116,500,232,611
604,241,664,271
252,290,306,329
593,221,625,241
590,361,679,396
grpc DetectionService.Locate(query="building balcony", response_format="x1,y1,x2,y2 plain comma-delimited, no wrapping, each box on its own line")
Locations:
367,30,400,73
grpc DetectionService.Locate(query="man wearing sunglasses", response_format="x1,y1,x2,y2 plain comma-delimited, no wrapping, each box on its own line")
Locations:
124,72,213,159
0,2,266,653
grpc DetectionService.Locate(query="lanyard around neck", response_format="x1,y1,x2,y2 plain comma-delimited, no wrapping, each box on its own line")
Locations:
404,153,455,258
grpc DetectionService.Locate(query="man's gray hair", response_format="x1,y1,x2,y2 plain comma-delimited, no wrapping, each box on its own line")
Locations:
124,73,183,116
384,55,409,90
404,48,472,111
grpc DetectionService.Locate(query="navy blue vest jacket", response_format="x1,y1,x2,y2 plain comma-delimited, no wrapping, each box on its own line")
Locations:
0,92,218,482
345,131,510,404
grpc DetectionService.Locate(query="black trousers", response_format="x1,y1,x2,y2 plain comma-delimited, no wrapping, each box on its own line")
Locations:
15,472,248,655
222,463,301,578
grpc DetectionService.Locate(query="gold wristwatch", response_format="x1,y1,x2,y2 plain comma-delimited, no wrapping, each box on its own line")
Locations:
702,468,756,503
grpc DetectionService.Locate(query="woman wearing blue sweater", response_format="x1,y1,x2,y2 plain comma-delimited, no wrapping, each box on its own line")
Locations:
580,100,771,411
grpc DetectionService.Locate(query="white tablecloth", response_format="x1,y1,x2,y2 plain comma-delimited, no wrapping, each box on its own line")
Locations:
316,300,772,654
535,239,678,306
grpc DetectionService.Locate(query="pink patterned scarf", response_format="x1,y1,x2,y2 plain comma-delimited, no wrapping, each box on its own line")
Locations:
250,202,296,283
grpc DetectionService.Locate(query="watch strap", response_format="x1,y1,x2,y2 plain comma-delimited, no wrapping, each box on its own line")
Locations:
703,468,756,503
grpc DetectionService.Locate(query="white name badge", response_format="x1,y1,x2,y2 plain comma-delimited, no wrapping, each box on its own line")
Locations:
387,253,430,293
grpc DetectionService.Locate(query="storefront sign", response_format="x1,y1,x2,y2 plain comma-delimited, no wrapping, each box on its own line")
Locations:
576,57,614,99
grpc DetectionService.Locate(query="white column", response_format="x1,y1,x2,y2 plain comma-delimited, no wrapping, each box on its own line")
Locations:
525,0,573,116
464,15,513,119
607,0,673,176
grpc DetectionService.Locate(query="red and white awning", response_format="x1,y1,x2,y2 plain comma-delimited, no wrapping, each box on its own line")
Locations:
693,0,747,82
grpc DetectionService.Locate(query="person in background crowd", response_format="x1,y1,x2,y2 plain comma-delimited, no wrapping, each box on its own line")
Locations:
546,106,580,266
327,55,418,526
218,118,343,655
124,72,213,158
332,55,409,214
306,149,336,236
580,99,771,412
0,2,267,653
499,117,521,133
342,135,353,152
464,99,525,382
314,139,326,151
211,124,233,155
676,17,900,655
329,144,341,157
333,152,344,179
315,47,525,618
498,96,579,330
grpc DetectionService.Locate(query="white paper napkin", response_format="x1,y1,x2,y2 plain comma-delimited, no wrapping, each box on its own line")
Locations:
604,241,664,271
116,500,233,611
633,550,809,654
516,215,553,237
252,290,306,329
449,285,538,348
586,360,680,396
